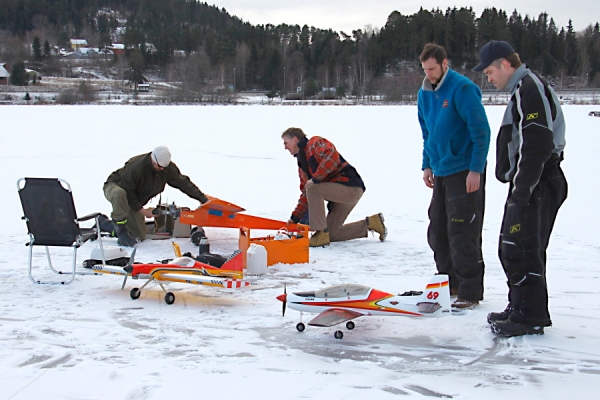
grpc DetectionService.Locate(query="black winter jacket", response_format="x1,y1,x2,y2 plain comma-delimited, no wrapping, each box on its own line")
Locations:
105,153,208,211
496,64,566,205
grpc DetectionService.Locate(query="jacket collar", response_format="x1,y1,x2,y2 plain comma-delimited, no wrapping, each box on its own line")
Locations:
506,64,529,94
294,136,308,158
298,136,308,149
295,136,311,177
421,67,451,92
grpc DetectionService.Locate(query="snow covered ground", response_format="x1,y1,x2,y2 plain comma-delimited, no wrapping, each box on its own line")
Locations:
0,105,599,399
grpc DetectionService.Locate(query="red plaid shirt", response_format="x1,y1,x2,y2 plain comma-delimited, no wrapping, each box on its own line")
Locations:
292,136,364,220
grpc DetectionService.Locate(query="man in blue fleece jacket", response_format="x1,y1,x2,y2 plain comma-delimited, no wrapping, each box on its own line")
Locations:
417,43,491,309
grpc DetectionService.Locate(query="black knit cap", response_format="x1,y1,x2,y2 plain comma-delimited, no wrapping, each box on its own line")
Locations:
472,40,515,72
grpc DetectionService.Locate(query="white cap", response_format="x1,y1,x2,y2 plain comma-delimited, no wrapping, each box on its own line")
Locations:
151,146,171,167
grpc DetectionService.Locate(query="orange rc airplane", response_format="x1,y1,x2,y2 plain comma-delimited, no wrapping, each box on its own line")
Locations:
179,196,297,231
277,275,450,339
92,247,255,305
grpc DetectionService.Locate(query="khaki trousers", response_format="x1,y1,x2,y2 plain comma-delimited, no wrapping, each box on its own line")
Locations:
305,181,367,242
103,182,147,241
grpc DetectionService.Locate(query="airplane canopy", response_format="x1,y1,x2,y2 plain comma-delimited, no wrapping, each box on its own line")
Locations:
169,257,196,267
314,284,370,298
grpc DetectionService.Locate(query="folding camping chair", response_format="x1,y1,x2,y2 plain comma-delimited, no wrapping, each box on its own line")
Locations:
17,177,107,285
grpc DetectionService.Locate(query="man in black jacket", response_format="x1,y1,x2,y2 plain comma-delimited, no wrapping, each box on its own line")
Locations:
473,40,568,337
101,146,209,246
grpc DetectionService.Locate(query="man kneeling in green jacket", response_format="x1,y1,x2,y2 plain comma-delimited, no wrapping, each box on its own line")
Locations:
99,146,209,247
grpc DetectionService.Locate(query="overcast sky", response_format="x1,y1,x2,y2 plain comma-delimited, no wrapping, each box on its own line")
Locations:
214,1,599,34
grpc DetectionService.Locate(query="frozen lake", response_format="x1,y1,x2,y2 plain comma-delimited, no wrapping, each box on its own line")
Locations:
1,104,599,399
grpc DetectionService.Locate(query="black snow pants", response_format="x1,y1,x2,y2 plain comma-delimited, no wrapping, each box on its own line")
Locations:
427,169,486,302
499,164,567,326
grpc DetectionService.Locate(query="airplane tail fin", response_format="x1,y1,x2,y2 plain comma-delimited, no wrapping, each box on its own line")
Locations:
418,274,451,317
221,250,244,279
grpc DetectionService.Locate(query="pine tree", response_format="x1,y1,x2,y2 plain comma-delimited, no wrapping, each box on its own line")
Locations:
10,61,28,86
43,40,51,58
58,31,70,50
32,36,42,62
565,20,579,75
304,78,319,97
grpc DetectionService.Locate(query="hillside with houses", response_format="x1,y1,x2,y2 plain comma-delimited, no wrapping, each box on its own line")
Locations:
0,0,599,104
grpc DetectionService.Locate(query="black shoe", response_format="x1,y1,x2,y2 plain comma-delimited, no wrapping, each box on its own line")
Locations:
487,304,512,324
97,214,116,236
114,220,139,247
491,319,545,337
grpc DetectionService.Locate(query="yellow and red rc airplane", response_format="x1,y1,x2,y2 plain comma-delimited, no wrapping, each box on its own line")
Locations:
276,275,450,339
92,247,255,305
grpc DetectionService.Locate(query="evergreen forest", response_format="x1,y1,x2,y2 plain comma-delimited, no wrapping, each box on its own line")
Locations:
1,0,599,95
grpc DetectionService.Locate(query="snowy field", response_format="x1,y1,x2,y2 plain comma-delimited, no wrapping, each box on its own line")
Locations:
0,105,599,399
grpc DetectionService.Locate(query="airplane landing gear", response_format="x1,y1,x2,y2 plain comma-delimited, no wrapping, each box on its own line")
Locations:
129,279,175,304
130,288,141,299
296,322,306,332
334,330,344,339
346,321,355,330
165,292,175,305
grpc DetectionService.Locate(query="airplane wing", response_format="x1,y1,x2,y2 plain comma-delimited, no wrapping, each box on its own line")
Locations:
178,196,288,230
91,264,129,276
157,272,253,289
203,196,246,213
307,308,365,327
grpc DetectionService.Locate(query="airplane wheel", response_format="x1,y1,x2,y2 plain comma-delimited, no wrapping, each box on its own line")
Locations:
296,323,306,332
346,321,355,330
334,330,344,339
130,288,141,300
165,292,175,305
190,228,207,246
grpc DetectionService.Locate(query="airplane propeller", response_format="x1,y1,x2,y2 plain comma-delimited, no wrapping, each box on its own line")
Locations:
276,283,287,317
121,247,137,290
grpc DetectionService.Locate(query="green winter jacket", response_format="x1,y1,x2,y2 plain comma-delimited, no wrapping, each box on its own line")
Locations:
105,153,208,211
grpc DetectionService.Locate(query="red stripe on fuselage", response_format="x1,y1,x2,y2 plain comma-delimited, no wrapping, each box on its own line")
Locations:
292,288,420,315
426,281,449,290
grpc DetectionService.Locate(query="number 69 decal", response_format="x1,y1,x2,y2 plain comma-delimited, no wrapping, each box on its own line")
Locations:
427,291,439,300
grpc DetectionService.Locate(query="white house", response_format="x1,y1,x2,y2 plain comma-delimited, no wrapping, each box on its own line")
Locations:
0,63,10,84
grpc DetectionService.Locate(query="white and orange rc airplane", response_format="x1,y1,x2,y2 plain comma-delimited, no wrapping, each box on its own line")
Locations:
276,275,450,339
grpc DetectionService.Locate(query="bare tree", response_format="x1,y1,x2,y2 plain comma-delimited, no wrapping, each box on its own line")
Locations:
0,34,30,64
288,50,305,92
169,55,195,89
235,42,250,90
577,27,594,87
192,47,212,88
31,14,51,41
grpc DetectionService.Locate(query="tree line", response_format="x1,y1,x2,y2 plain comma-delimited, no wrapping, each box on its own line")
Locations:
1,0,599,94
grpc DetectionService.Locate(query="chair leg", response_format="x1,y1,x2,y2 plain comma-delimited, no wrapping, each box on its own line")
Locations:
27,243,76,285
46,246,62,274
94,215,107,268
27,226,103,284
27,239,38,284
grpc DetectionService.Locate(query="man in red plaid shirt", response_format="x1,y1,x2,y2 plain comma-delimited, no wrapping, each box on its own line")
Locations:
282,127,387,247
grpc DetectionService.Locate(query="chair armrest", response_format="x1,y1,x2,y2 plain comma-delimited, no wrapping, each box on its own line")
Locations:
77,212,102,222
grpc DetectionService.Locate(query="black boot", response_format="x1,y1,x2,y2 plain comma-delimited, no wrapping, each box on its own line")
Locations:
98,214,116,236
487,304,512,324
491,319,545,337
114,220,139,247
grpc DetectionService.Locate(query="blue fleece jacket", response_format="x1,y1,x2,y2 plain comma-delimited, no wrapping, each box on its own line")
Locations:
417,68,490,177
